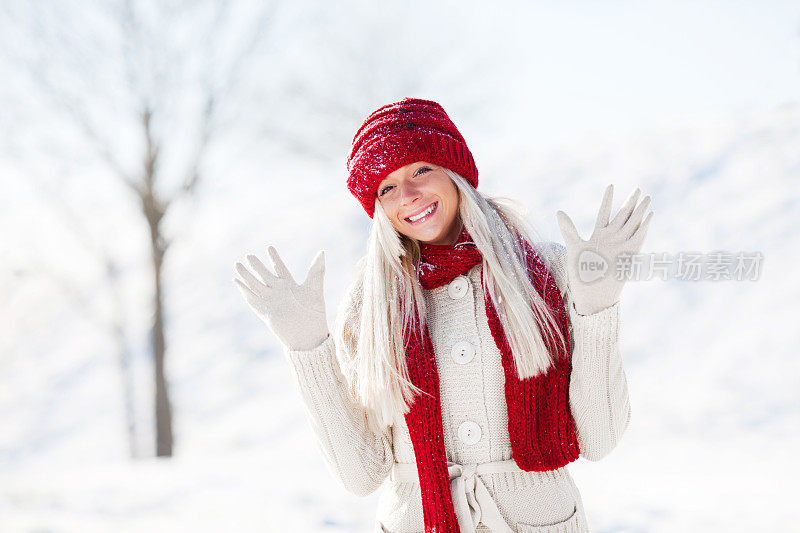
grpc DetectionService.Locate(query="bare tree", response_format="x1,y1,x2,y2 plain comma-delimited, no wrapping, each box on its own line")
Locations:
0,0,280,457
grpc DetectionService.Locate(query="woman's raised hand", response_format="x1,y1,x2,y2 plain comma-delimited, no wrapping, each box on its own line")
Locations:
556,184,653,315
233,246,330,351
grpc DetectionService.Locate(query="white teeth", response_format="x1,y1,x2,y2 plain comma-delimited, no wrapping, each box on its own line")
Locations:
408,203,435,222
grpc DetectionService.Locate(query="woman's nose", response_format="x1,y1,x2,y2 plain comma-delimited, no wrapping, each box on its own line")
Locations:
399,181,421,205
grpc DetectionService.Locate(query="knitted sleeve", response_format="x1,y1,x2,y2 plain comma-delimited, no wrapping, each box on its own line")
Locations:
284,333,394,496
544,241,632,462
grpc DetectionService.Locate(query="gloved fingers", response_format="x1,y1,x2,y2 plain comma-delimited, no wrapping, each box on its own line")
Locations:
620,195,651,240
608,187,641,231
556,210,582,245
232,276,255,297
233,276,263,309
234,262,269,297
629,210,654,251
268,246,297,284
246,254,277,286
593,183,615,232
302,249,326,287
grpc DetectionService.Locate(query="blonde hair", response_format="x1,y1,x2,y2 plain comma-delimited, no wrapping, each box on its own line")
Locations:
334,168,567,435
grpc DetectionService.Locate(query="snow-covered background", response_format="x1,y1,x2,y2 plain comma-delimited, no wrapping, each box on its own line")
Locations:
1,1,799,532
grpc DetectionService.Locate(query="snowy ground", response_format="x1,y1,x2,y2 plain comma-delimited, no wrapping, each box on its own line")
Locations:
2,102,799,532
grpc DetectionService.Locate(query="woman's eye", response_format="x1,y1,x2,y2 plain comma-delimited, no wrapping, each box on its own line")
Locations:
379,167,430,196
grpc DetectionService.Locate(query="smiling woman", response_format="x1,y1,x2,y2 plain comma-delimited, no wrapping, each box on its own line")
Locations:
234,97,652,533
376,162,463,246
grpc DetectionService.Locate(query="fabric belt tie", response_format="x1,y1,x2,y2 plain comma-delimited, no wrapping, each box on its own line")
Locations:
390,459,520,533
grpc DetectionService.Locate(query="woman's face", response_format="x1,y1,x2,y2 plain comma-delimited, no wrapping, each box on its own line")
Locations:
376,161,461,245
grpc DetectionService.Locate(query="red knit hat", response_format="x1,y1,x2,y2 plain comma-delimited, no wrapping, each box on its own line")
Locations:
346,97,479,218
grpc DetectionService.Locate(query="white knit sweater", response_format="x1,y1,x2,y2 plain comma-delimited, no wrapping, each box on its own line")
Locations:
284,242,631,533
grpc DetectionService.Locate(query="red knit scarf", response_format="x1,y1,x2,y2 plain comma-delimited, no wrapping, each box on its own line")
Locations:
402,224,580,533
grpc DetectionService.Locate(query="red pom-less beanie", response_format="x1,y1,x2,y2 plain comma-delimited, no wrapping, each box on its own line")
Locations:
346,97,479,218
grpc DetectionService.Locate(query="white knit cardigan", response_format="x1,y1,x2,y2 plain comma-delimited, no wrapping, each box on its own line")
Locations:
283,242,631,533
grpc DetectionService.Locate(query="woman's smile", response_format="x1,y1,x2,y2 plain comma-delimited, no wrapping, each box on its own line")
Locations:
405,201,438,225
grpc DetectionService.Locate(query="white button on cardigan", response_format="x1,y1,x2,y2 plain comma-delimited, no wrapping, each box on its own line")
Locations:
458,420,482,445
451,340,477,364
447,275,470,299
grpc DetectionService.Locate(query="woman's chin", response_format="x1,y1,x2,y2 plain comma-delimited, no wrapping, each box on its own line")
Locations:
414,227,446,244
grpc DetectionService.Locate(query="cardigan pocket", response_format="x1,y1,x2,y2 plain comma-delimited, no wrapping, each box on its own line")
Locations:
516,502,580,533
485,468,578,529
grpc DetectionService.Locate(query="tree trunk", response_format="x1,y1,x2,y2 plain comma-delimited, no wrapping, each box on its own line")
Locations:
148,207,173,457
142,185,172,457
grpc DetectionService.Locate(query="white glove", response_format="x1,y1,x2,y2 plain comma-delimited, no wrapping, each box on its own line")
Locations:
233,246,330,352
556,184,653,315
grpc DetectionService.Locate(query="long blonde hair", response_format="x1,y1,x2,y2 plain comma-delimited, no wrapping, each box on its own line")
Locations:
334,168,568,435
